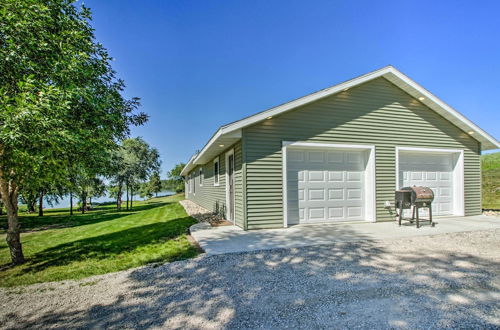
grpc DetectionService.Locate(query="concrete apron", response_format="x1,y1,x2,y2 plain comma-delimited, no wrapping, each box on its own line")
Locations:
189,215,500,255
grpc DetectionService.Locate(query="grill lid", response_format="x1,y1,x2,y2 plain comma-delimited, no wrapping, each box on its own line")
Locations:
401,186,434,202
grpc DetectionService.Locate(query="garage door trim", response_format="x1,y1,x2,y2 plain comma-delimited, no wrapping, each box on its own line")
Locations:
395,146,465,216
282,141,376,227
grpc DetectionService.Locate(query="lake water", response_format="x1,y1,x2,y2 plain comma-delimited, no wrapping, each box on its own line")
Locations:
43,191,175,209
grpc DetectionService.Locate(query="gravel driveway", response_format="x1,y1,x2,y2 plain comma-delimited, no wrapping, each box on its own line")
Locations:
1,229,499,329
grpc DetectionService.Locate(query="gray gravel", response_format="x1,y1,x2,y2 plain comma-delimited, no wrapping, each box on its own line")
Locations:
1,229,499,329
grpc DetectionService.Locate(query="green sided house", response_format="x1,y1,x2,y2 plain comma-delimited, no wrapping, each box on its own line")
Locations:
181,66,499,230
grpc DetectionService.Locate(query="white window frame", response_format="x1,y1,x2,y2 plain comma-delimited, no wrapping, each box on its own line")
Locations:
225,149,236,224
282,141,377,227
192,171,196,195
213,157,220,186
188,173,192,193
395,146,465,216
199,167,203,186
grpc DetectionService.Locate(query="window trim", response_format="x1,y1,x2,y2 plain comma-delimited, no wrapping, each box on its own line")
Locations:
199,167,203,186
213,157,220,186
192,172,196,195
225,148,235,224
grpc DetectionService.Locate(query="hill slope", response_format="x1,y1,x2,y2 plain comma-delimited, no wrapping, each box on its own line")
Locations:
482,152,500,209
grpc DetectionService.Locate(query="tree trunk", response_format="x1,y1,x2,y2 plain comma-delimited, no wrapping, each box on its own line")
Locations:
38,190,44,217
130,186,133,209
81,192,87,214
27,202,35,213
126,183,129,210
117,184,122,210
0,175,25,265
70,192,73,215
26,192,37,213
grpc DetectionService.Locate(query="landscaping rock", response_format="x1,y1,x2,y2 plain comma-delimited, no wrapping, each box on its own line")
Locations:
180,199,232,226
483,210,500,217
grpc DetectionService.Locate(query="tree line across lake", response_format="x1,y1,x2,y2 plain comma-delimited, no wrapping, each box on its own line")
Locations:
5,136,160,216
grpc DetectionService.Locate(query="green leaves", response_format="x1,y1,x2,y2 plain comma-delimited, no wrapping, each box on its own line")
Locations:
0,0,148,261
166,163,186,193
0,0,147,185
118,137,161,184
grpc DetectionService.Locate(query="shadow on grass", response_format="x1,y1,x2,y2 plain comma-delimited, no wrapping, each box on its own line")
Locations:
0,201,171,233
16,216,197,273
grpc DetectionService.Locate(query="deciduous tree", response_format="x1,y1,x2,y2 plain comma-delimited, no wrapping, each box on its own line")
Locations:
0,0,147,264
166,163,186,193
117,138,161,210
149,171,162,198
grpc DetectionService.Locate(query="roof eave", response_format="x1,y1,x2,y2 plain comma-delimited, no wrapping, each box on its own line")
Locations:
181,66,499,175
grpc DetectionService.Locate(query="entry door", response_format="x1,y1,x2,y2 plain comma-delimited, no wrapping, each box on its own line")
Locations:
399,152,454,215
287,148,366,224
227,153,235,222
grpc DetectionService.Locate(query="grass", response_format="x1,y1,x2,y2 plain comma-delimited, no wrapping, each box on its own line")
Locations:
482,152,500,209
0,194,199,287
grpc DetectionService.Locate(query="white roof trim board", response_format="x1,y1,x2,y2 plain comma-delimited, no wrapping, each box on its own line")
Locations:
181,66,499,176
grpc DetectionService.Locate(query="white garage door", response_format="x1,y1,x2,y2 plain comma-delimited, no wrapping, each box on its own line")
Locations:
399,152,454,215
287,148,366,224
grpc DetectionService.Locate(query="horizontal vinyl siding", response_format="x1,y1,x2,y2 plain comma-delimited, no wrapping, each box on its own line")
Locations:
186,141,244,228
244,77,481,229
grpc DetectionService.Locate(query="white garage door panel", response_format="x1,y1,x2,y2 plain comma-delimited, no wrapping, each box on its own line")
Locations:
399,152,455,216
287,148,366,224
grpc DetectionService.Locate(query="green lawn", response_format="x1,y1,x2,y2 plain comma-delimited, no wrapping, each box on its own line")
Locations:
0,194,199,287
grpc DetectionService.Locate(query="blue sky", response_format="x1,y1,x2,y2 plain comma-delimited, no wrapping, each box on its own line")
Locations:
85,0,500,175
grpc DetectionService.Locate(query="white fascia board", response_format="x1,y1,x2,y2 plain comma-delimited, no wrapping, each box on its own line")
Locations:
181,128,242,176
224,66,394,133
181,153,199,177
219,66,498,150
183,66,498,175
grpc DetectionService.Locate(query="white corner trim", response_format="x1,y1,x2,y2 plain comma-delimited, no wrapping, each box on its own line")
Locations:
395,146,465,217
282,143,288,228
455,151,465,216
225,149,235,224
282,141,377,226
366,145,377,222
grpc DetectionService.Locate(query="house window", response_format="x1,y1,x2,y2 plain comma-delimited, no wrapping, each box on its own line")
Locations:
188,174,192,193
199,168,203,186
213,157,220,186
192,172,196,194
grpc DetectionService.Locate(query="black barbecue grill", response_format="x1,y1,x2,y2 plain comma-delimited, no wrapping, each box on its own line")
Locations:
395,186,435,228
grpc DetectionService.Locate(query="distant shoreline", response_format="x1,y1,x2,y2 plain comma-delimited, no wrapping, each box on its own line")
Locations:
23,191,176,210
